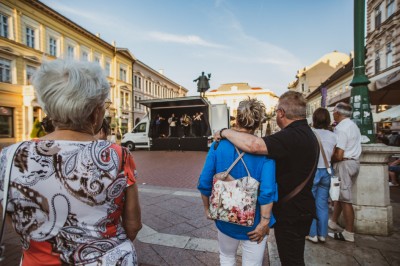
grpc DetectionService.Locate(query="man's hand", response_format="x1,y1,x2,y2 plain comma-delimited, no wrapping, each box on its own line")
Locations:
247,222,269,243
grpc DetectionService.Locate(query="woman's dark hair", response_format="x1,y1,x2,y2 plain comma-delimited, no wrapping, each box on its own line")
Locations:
312,108,331,129
41,116,55,133
99,118,111,136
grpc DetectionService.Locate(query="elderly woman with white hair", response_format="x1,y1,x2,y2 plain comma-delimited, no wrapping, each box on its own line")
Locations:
0,59,141,265
198,98,278,266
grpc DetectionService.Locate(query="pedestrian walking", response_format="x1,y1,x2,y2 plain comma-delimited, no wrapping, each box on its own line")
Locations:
0,59,142,265
199,98,277,265
328,102,361,242
214,91,319,265
307,108,337,244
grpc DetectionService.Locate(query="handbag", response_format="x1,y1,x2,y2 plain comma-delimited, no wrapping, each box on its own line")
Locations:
209,147,259,227
0,143,22,262
314,131,340,201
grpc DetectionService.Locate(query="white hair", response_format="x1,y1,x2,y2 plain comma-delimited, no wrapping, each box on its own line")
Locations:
31,59,110,132
334,102,352,117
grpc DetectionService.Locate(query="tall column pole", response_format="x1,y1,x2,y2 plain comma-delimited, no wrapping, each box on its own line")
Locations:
350,0,375,143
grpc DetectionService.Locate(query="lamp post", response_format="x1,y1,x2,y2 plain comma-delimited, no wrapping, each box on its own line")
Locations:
350,0,375,143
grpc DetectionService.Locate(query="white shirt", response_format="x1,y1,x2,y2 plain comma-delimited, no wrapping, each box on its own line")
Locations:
334,118,362,159
314,129,337,168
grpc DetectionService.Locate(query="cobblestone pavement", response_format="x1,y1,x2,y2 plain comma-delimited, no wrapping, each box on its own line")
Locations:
1,150,400,265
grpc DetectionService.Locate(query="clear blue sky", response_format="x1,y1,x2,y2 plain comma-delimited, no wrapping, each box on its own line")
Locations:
41,0,354,96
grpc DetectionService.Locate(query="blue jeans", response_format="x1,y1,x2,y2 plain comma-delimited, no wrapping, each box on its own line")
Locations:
309,168,331,237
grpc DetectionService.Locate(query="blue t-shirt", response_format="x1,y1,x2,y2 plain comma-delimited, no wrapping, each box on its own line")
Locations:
198,140,278,240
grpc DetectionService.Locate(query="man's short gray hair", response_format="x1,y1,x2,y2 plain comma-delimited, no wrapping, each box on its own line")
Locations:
278,91,306,119
31,59,110,132
334,102,352,117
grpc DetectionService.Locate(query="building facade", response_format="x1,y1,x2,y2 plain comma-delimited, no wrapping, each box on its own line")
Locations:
305,59,354,123
205,83,279,135
0,0,187,147
133,60,188,125
0,0,136,147
288,51,351,96
366,0,400,125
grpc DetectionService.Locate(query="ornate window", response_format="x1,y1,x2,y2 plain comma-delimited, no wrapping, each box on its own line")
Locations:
375,4,382,29
375,50,381,74
0,58,11,83
386,42,393,68
0,13,8,38
387,0,395,18
0,106,13,138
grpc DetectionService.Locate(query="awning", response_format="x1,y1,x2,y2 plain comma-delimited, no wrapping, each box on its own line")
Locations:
369,69,400,105
373,105,400,122
327,90,351,107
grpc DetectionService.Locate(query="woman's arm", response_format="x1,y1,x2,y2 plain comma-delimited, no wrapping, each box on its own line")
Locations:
123,184,142,241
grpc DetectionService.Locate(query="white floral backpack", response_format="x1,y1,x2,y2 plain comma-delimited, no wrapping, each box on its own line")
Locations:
209,147,259,227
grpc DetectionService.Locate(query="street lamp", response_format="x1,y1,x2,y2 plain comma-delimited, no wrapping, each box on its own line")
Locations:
350,0,375,143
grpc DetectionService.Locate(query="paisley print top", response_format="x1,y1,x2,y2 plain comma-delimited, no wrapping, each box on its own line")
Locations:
0,140,138,265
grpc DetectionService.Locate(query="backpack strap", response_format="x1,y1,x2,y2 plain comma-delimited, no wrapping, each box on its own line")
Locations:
234,146,251,177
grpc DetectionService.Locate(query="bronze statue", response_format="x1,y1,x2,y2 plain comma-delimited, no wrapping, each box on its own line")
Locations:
194,72,211,97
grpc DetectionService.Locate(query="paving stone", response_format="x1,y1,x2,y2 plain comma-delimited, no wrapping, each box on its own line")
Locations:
139,232,190,249
134,240,167,266
177,204,205,220
185,237,219,253
185,216,214,229
142,204,170,217
156,210,189,225
156,198,193,212
159,222,197,235
144,215,174,231
187,250,221,265
188,226,219,240
151,245,205,266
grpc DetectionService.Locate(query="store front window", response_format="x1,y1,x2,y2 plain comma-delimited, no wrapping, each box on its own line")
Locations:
0,106,13,138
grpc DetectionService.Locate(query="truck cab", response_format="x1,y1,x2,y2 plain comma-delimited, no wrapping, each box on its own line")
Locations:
121,116,150,151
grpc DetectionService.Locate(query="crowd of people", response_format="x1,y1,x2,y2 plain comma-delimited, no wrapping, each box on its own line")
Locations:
0,58,390,265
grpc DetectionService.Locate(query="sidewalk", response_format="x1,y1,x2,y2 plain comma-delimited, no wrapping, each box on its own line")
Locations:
2,185,399,265
136,184,400,266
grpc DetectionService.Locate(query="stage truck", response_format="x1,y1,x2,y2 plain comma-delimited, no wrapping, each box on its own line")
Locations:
121,96,229,151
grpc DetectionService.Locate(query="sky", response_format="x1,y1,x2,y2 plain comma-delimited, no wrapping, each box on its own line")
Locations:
40,0,354,97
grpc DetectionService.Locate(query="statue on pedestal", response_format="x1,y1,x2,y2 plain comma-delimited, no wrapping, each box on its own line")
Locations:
194,72,211,97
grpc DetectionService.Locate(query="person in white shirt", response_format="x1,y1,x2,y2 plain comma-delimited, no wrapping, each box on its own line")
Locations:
307,108,337,244
328,102,361,242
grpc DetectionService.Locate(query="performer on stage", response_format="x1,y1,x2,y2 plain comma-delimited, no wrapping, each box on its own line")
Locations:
168,113,178,137
181,114,192,137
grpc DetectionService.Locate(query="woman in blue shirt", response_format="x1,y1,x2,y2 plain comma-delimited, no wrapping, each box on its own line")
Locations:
198,98,278,266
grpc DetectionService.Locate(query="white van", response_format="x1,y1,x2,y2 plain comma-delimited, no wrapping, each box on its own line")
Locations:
121,116,151,151
121,96,229,151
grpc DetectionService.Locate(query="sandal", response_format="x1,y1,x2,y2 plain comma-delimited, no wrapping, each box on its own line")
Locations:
329,232,346,241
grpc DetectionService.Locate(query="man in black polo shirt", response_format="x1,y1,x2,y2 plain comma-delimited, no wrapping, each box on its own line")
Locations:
214,91,319,265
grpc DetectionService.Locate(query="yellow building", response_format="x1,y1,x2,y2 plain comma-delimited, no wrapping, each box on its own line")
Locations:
205,83,279,135
305,59,354,123
288,51,351,96
0,0,136,148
